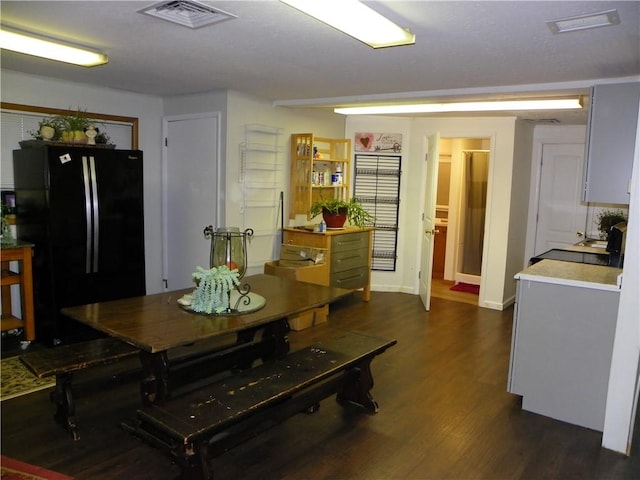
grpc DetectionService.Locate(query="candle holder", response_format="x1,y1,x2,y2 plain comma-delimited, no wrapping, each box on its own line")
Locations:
203,226,254,313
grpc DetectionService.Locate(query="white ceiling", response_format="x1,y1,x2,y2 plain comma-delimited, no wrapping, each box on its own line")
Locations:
2,1,639,123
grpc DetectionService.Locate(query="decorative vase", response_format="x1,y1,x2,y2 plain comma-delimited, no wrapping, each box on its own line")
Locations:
39,125,55,140
206,226,254,279
322,207,348,229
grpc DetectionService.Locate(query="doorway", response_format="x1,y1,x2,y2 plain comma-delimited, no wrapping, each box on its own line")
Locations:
432,138,490,290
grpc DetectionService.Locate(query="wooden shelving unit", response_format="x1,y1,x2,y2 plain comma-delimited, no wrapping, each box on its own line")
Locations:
1,241,35,342
289,133,351,220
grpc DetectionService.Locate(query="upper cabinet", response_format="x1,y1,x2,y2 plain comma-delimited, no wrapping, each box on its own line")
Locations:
583,82,640,204
289,133,351,220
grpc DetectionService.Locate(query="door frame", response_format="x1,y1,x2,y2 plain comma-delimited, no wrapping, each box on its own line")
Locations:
161,112,222,291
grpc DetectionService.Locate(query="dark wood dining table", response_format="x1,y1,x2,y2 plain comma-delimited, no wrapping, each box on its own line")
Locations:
62,274,352,404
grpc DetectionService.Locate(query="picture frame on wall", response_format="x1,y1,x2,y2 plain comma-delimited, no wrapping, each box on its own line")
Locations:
354,132,402,153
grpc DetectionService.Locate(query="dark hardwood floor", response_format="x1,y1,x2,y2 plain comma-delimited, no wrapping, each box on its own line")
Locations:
2,291,639,479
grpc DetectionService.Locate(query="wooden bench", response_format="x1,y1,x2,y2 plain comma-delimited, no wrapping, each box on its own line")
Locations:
124,331,396,480
20,337,139,440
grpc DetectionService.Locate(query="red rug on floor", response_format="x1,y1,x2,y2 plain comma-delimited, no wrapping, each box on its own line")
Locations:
450,282,480,295
0,455,73,480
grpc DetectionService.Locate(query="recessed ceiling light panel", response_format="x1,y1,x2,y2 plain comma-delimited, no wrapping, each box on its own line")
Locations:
280,0,415,48
139,0,237,29
334,99,583,115
547,9,620,34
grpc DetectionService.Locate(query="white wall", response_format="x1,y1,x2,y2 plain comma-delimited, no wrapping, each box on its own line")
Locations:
163,90,346,276
505,121,535,301
1,70,165,294
226,92,346,275
347,115,518,309
345,116,413,293
602,102,640,454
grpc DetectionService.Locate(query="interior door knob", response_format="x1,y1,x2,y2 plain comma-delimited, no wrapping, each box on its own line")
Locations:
576,231,585,237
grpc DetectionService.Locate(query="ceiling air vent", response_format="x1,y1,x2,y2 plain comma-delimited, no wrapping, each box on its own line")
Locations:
139,0,237,29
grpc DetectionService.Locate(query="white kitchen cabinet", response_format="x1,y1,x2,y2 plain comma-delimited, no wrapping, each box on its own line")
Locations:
508,260,621,431
583,82,640,204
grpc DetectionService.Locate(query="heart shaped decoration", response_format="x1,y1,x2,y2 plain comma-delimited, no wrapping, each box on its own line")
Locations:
355,132,374,151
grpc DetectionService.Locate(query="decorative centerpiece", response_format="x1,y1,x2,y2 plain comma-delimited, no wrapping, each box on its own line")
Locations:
179,226,262,315
188,265,240,314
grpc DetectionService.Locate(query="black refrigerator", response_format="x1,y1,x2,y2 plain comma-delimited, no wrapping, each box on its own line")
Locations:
13,146,146,345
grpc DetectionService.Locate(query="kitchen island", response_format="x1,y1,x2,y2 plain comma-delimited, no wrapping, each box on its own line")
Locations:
508,259,622,431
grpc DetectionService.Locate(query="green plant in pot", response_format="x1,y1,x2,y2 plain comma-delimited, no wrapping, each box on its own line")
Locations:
596,209,628,240
54,109,91,143
37,119,61,141
309,197,374,229
1,202,14,244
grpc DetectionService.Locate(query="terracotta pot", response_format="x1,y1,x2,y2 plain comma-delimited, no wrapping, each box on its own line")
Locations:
322,207,348,229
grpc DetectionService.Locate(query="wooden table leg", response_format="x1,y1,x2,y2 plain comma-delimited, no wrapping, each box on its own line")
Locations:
21,246,35,342
139,351,170,405
137,318,290,405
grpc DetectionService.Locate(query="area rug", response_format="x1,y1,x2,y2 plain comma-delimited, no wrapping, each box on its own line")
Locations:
0,455,73,480
450,282,480,295
0,356,54,402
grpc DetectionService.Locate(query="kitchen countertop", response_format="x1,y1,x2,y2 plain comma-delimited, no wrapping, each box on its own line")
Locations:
515,259,622,292
563,244,609,254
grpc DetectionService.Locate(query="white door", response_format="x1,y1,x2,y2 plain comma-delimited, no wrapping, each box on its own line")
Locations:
163,113,220,291
419,133,440,310
534,143,588,255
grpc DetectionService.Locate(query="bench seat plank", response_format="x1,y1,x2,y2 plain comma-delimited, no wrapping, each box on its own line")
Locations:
20,337,138,378
129,331,396,478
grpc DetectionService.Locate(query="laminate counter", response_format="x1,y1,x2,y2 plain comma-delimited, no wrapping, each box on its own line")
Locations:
515,259,622,291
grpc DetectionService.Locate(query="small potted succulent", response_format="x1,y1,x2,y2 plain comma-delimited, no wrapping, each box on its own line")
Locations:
309,196,374,229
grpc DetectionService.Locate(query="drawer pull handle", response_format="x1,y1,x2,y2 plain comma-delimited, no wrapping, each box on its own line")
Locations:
336,255,363,263
336,274,363,283
336,240,362,247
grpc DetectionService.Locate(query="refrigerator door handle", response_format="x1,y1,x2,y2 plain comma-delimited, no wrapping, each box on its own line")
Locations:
89,156,100,272
82,156,93,274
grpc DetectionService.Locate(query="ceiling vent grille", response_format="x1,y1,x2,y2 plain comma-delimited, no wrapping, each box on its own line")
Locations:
139,0,237,29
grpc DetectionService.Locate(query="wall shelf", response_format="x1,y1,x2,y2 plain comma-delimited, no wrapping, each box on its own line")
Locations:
289,133,351,220
240,124,284,270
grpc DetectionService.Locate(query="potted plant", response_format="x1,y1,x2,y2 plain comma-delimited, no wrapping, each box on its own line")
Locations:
309,196,374,229
53,109,91,143
596,209,627,240
1,202,14,244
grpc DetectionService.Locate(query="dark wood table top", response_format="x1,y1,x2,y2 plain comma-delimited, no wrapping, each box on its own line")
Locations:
62,274,352,353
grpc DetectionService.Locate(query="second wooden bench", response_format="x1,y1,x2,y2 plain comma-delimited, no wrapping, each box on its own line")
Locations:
20,337,139,440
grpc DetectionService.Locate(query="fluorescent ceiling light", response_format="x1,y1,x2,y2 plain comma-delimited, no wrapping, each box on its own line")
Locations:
0,27,108,67
280,0,415,48
547,9,620,34
335,99,583,115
